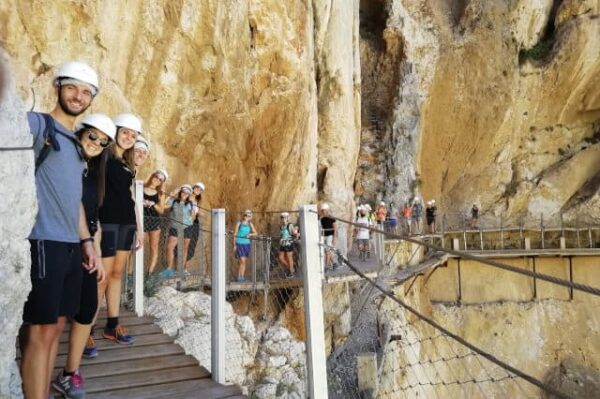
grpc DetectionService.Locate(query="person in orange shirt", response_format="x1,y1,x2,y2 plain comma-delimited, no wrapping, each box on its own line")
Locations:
375,201,387,229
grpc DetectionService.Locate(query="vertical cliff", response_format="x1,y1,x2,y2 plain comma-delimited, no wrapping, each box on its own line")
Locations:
0,0,361,216
0,54,36,399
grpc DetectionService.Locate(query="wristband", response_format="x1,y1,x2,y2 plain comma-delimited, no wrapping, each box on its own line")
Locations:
80,237,94,245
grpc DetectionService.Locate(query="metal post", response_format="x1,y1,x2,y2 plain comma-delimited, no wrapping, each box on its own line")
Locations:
263,236,270,321
588,225,593,248
441,214,446,249
211,209,226,384
300,204,329,399
176,209,185,290
479,229,484,251
541,213,545,249
133,180,144,316
500,216,504,250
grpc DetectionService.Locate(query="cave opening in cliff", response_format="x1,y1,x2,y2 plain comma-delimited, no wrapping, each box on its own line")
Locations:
359,0,387,49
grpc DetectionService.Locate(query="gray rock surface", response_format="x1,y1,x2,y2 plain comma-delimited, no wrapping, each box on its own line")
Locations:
145,287,308,398
0,53,36,399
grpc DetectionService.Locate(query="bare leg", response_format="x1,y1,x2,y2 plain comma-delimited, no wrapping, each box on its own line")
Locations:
286,252,294,273
182,239,191,271
238,256,247,277
278,251,289,271
166,236,177,270
66,321,93,372
21,322,64,399
106,250,130,318
147,230,160,273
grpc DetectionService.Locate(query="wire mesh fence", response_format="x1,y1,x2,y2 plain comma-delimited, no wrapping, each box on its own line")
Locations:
320,218,578,399
221,210,309,396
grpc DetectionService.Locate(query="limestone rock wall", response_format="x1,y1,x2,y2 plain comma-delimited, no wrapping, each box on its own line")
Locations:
0,54,36,399
0,0,361,217
359,0,600,224
145,286,307,398
378,285,600,398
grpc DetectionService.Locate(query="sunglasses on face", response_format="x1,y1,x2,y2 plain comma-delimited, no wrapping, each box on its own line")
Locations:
153,174,165,182
86,130,111,148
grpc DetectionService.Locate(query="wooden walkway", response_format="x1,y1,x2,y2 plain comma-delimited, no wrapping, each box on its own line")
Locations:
20,310,244,398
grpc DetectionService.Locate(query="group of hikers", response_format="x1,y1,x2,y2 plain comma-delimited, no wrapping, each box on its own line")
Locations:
19,60,165,399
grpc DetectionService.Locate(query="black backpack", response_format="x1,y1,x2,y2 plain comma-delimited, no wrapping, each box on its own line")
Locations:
34,113,81,174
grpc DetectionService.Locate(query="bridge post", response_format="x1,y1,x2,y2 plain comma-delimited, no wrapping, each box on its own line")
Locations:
133,180,144,316
299,204,329,399
211,208,226,384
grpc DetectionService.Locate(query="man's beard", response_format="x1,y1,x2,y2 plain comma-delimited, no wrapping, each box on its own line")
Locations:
58,88,90,117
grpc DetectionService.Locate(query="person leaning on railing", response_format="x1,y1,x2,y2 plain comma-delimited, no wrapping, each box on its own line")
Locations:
161,184,197,277
143,169,168,274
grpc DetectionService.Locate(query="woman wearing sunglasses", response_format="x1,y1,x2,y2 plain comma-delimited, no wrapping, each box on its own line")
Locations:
143,169,168,274
53,114,115,397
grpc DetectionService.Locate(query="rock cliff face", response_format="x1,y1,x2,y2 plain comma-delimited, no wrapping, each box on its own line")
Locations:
0,54,36,399
359,0,600,223
0,0,361,217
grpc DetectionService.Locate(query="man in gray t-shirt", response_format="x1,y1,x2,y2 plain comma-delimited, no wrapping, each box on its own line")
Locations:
20,61,102,399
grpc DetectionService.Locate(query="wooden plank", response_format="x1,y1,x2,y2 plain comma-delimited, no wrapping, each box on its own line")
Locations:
62,316,156,333
80,354,201,378
87,378,243,399
19,333,173,361
85,365,206,393
54,343,184,366
60,323,162,343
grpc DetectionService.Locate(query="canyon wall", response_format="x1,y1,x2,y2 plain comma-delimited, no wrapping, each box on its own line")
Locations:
0,0,361,216
359,0,600,224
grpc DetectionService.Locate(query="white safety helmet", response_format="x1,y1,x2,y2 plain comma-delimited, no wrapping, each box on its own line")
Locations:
431,199,436,204
77,113,116,141
113,113,143,135
365,204,372,211
243,209,253,216
281,212,290,218
193,182,206,191
154,169,168,182
357,205,364,211
414,196,420,201
379,201,386,206
180,184,192,194
320,203,330,211
54,61,99,96
134,135,150,152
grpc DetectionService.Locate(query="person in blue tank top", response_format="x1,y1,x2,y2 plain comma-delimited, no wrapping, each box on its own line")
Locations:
233,210,257,282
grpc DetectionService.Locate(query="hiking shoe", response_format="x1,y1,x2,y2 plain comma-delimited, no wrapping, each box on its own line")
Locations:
52,369,86,399
82,336,98,359
159,268,175,278
286,271,296,279
182,270,191,277
103,325,135,345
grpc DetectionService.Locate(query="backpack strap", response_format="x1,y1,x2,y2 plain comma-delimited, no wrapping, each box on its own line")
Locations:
34,113,60,174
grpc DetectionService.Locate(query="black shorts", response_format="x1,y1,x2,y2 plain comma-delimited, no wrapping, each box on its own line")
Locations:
279,243,294,252
168,226,194,239
74,268,98,325
101,224,136,257
144,216,162,232
427,217,435,225
23,240,82,324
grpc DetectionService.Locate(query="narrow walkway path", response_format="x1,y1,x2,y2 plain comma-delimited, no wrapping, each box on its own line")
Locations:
48,310,244,398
